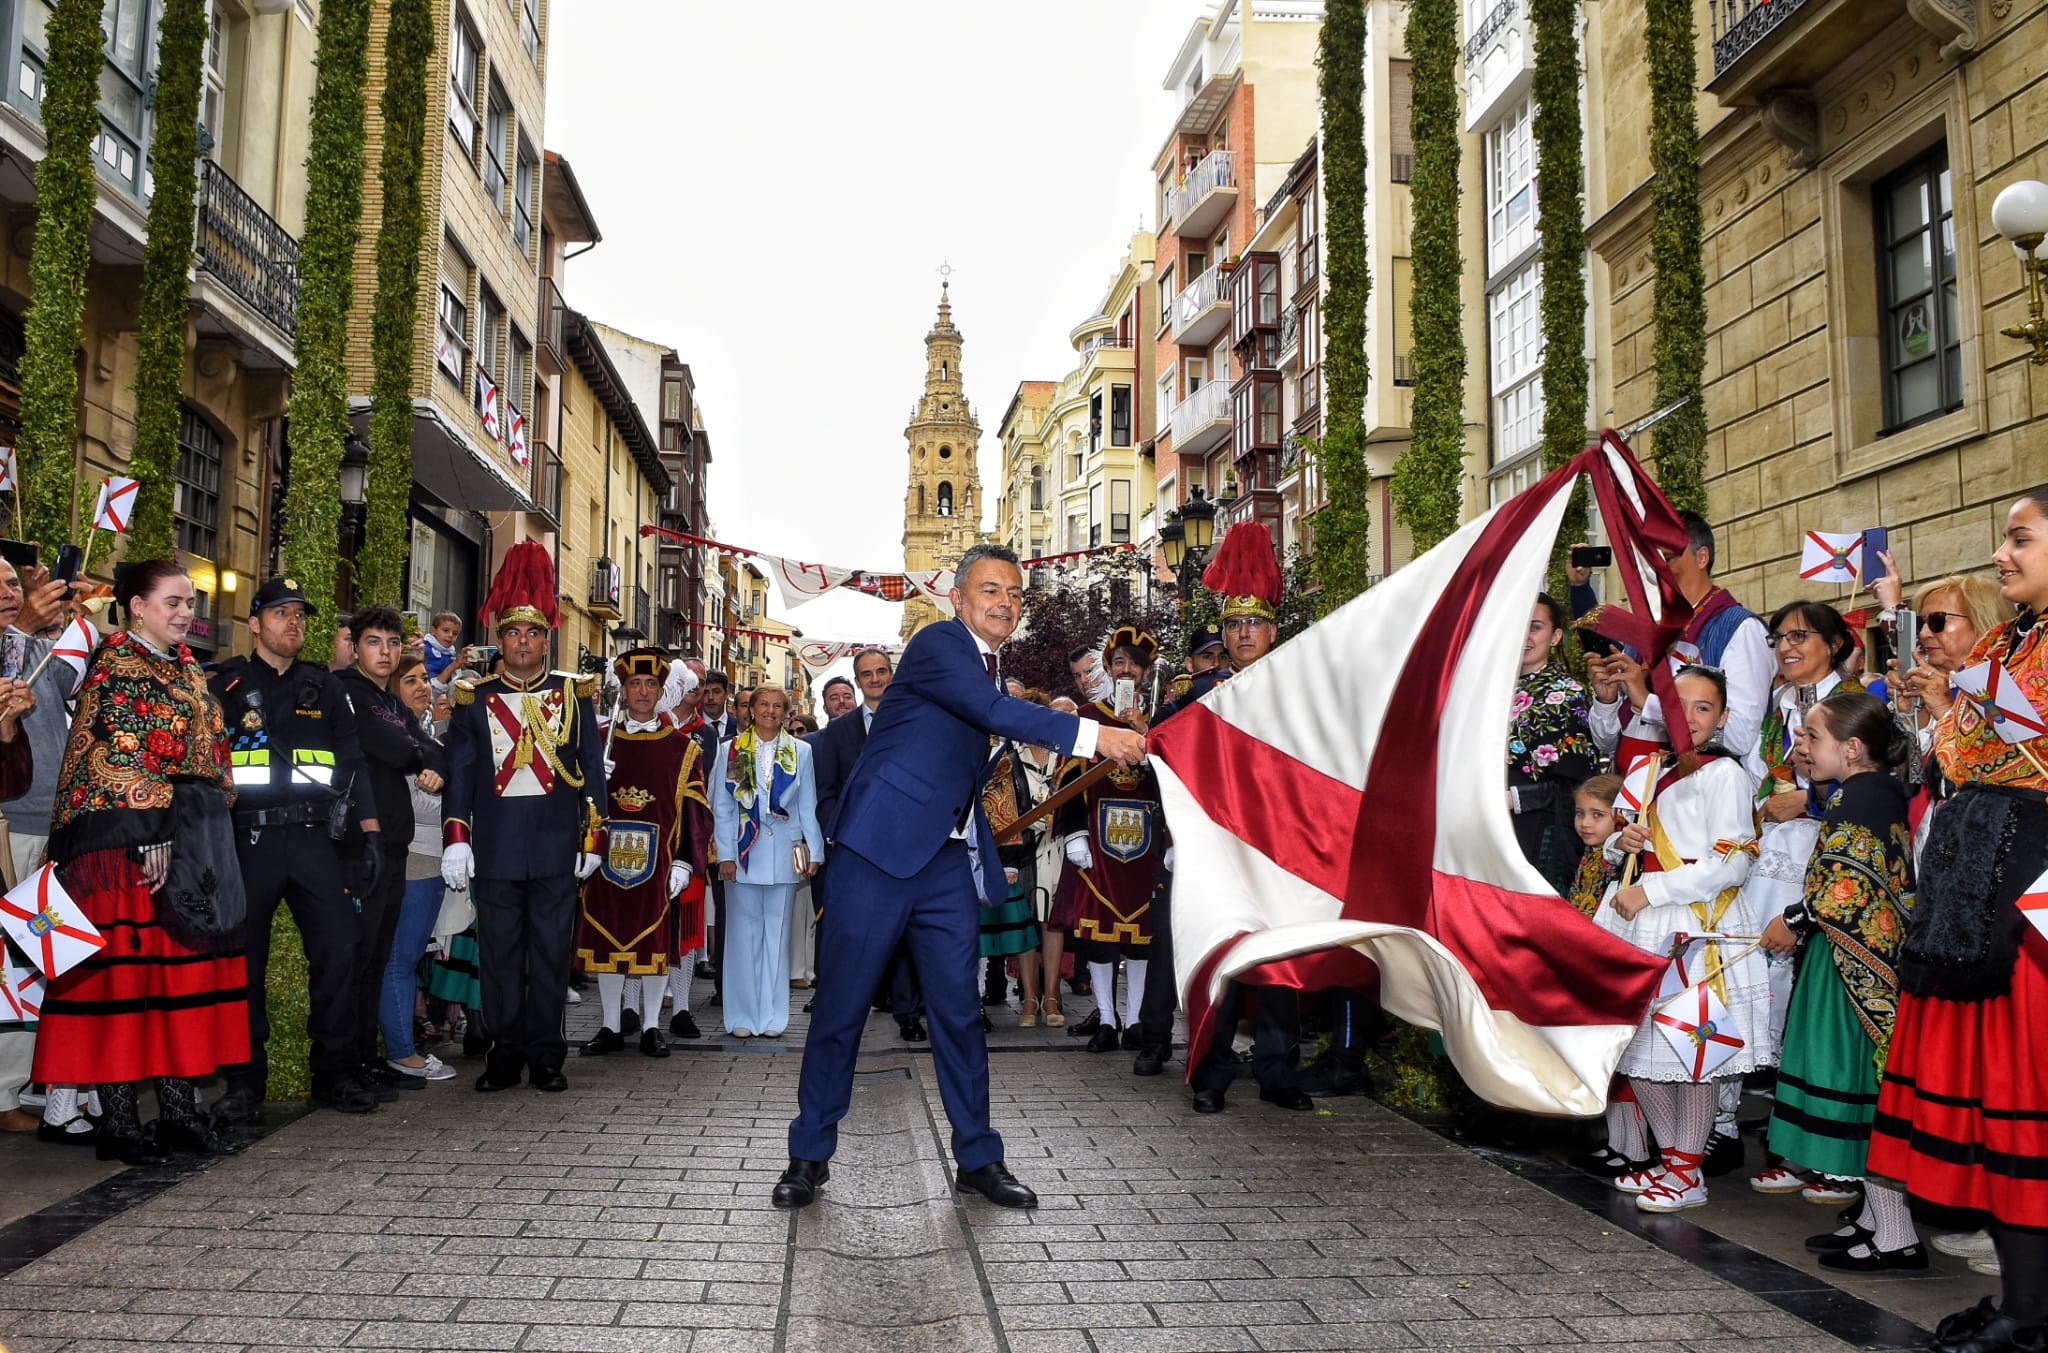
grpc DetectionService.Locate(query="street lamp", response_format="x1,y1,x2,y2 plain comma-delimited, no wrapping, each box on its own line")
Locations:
1162,486,1220,609
1180,485,1217,554
338,435,370,505
1159,509,1186,572
1993,178,2048,364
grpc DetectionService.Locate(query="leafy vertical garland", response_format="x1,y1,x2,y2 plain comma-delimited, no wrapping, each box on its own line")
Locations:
125,0,209,562
1532,0,1588,577
358,0,434,607
1393,0,1465,553
1645,0,1708,516
1311,0,1373,604
281,0,371,660
16,0,107,551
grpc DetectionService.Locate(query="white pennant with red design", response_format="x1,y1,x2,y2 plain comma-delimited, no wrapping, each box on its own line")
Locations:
0,863,103,978
93,476,139,533
2020,866,2048,943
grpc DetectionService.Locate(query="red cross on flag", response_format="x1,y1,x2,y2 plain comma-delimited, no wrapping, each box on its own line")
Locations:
0,863,103,978
92,476,139,534
0,948,43,1024
43,616,99,695
1652,980,1746,1081
1953,659,2048,744
507,405,528,466
1798,530,1867,582
476,363,501,440
1147,433,1686,1115
1617,754,1657,819
2021,866,2048,943
1656,934,1720,1001
0,443,16,493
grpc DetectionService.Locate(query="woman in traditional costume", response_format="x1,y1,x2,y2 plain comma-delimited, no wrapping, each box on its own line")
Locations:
713,685,821,1039
1867,489,2048,1353
33,560,248,1163
1594,666,1764,1213
1760,691,1919,1271
1506,595,1597,893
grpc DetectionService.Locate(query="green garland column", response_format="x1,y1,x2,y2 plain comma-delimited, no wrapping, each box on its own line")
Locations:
16,0,108,550
1311,0,1374,605
125,0,209,562
1646,0,1708,516
1532,0,1589,570
358,0,434,607
280,0,371,660
1392,0,1465,553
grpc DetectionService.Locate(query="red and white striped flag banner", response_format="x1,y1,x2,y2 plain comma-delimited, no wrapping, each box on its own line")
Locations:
1147,431,1690,1115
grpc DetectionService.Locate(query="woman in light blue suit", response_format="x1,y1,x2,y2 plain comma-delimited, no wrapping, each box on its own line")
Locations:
713,685,823,1038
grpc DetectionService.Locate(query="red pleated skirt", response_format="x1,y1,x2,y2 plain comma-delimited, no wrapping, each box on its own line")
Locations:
31,849,250,1084
1867,931,2048,1229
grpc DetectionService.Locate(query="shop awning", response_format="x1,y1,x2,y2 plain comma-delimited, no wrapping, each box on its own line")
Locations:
350,399,539,516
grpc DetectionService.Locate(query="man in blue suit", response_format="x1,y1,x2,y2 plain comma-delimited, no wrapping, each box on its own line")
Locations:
777,545,1147,1209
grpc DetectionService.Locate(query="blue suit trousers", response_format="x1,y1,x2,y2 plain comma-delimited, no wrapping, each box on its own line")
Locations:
789,840,1000,1170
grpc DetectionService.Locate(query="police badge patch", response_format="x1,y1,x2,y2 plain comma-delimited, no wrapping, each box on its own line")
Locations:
1096,799,1153,864
601,823,658,889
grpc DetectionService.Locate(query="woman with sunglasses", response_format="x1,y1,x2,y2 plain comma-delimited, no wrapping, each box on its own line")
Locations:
1871,552,2007,744
1866,488,2048,1353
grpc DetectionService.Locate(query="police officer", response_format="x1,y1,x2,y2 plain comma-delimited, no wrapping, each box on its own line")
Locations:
211,578,382,1119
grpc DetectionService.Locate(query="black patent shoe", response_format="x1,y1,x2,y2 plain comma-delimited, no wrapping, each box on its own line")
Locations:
670,1010,702,1040
1931,1302,2025,1353
581,1027,626,1056
155,1117,240,1157
898,1017,928,1043
1259,1088,1315,1112
529,1066,569,1093
1819,1241,1927,1273
955,1161,1037,1209
1701,1129,1746,1177
1087,1023,1120,1053
96,1123,171,1166
640,1028,670,1058
1133,1047,1169,1076
36,1118,99,1147
474,1066,522,1093
772,1158,829,1209
1192,1089,1226,1114
1805,1223,1873,1254
1067,1009,1101,1038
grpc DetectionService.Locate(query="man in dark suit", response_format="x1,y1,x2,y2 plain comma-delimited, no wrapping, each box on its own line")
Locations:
806,647,924,1038
694,669,739,995
776,546,1147,1210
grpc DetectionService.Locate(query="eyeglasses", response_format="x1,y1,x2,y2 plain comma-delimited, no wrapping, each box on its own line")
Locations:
1920,610,1968,634
1765,629,1815,648
1222,616,1271,633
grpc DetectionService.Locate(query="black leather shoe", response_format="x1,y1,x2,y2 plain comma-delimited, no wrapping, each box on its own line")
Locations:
1192,1089,1227,1114
474,1068,522,1093
899,1017,928,1043
1804,1223,1873,1254
620,1008,642,1036
1121,1026,1143,1051
1297,1060,1371,1098
36,1119,99,1147
955,1161,1037,1209
350,1069,400,1103
530,1066,569,1093
640,1029,670,1058
1818,1241,1927,1273
1932,1300,2014,1353
155,1117,240,1156
1067,1009,1101,1038
582,1027,626,1056
95,1126,171,1166
670,1010,702,1040
363,1062,423,1092
1087,1022,1121,1053
772,1158,829,1209
696,960,716,979
1133,1047,1168,1076
312,1076,379,1113
1702,1129,1745,1177
213,1088,264,1127
1259,1088,1315,1112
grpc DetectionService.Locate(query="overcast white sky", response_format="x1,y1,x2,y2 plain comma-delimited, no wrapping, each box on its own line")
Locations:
545,0,1208,651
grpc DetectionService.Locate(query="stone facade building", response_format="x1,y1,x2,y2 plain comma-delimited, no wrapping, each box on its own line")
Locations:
899,284,984,639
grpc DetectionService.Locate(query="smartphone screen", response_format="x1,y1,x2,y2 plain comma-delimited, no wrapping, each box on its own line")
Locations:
1113,677,1136,713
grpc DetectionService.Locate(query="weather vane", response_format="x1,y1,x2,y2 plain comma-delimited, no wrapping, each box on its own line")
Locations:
937,259,954,290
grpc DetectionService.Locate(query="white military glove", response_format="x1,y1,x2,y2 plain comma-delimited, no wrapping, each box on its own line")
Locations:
1163,845,1176,872
574,852,602,881
1064,833,1094,870
440,842,474,890
603,759,617,780
667,861,692,899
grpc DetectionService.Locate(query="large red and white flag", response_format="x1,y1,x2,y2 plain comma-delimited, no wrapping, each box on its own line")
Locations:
1148,433,1687,1115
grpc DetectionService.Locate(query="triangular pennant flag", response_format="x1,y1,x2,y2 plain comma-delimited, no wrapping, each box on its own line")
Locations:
768,556,854,610
1798,530,1866,583
1953,660,2048,744
93,476,139,534
2021,865,2048,943
0,443,16,493
1652,980,1746,1081
0,863,102,978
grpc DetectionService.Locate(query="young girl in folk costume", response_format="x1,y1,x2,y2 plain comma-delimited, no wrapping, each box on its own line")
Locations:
1757,691,1921,1271
1867,489,2048,1353
1593,666,1766,1213
1563,773,1646,1179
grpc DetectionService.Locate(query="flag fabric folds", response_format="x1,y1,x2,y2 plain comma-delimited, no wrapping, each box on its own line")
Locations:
0,863,104,978
1146,433,1683,1116
92,476,139,534
1953,659,2048,743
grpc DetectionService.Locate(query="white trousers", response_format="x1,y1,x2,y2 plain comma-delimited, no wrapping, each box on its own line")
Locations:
789,881,815,983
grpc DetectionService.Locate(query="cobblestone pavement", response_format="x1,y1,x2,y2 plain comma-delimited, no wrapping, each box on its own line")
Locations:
0,997,1885,1353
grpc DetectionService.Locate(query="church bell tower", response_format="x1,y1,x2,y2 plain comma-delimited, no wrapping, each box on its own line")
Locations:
899,278,984,639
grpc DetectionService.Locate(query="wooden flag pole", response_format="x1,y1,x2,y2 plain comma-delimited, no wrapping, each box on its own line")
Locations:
1618,752,1664,889
995,756,1121,846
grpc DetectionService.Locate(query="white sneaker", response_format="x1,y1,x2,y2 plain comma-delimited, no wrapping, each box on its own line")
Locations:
565,986,583,1004
1932,1230,1997,1260
1637,1175,1709,1212
388,1055,457,1082
1750,1166,1806,1194
1801,1180,1860,1205
1614,1165,1665,1195
1970,1256,2004,1277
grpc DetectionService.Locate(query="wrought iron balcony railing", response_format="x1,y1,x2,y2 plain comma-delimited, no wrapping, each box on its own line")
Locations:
537,276,566,368
195,159,301,338
1465,0,1517,69
1709,0,1812,74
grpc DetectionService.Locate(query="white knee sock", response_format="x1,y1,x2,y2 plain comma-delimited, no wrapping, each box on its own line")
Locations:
1606,1084,1648,1160
670,952,693,1012
1863,1179,1918,1250
640,975,667,1026
1714,1076,1742,1138
1088,963,1117,1024
597,972,625,1032
1123,960,1146,1028
42,1085,78,1126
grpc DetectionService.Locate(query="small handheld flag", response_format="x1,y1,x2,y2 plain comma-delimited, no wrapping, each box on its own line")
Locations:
1799,530,1866,583
0,863,103,978
92,476,139,534
0,444,16,493
2021,866,2048,944
1953,660,2048,744
1652,981,1746,1081
0,947,43,1024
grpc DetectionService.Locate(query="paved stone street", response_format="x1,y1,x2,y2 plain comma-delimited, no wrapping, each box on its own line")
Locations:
0,988,1923,1353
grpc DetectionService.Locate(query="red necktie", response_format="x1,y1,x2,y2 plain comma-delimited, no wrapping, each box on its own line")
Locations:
984,654,998,684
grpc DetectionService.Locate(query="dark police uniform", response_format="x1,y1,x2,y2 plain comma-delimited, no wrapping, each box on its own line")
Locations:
209,580,377,1114
443,666,606,1087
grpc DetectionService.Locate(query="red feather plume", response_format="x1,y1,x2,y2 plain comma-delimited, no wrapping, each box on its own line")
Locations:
1202,521,1282,609
479,539,560,629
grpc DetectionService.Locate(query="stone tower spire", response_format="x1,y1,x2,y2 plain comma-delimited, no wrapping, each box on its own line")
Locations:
899,278,984,639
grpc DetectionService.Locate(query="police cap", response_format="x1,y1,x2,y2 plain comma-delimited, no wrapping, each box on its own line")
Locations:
249,576,318,618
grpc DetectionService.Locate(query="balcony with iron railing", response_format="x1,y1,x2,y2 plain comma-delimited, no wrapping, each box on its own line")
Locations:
1279,310,1301,367
1168,380,1231,457
532,439,561,523
1465,0,1518,68
1705,0,1914,106
195,159,302,341
588,558,622,617
1171,263,1232,347
633,585,652,638
537,275,566,372
1165,149,1236,240
1079,331,1134,370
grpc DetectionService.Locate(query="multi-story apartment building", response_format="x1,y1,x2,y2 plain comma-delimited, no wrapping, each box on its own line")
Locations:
652,363,710,655
1147,1,1324,545
995,382,1057,558
1579,0,2048,610
0,1,321,658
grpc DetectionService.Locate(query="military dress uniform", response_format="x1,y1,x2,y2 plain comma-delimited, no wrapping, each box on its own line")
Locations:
209,578,378,1117
441,542,607,1092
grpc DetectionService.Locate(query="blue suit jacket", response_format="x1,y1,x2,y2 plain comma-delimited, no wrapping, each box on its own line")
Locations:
831,618,1083,889
806,706,868,839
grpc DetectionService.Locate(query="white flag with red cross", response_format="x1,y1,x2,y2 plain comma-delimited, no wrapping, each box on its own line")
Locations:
1953,660,2048,744
0,946,43,1024
0,444,16,493
2020,866,2048,944
0,863,102,978
1798,530,1866,583
93,476,139,533
1653,980,1747,1081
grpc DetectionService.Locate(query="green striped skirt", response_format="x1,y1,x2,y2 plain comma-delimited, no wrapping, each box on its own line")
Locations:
978,887,1039,959
422,929,481,1010
1768,937,1881,1179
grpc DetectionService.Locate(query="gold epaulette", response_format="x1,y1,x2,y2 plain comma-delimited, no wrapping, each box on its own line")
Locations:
1171,675,1192,699
453,679,477,707
563,670,601,700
